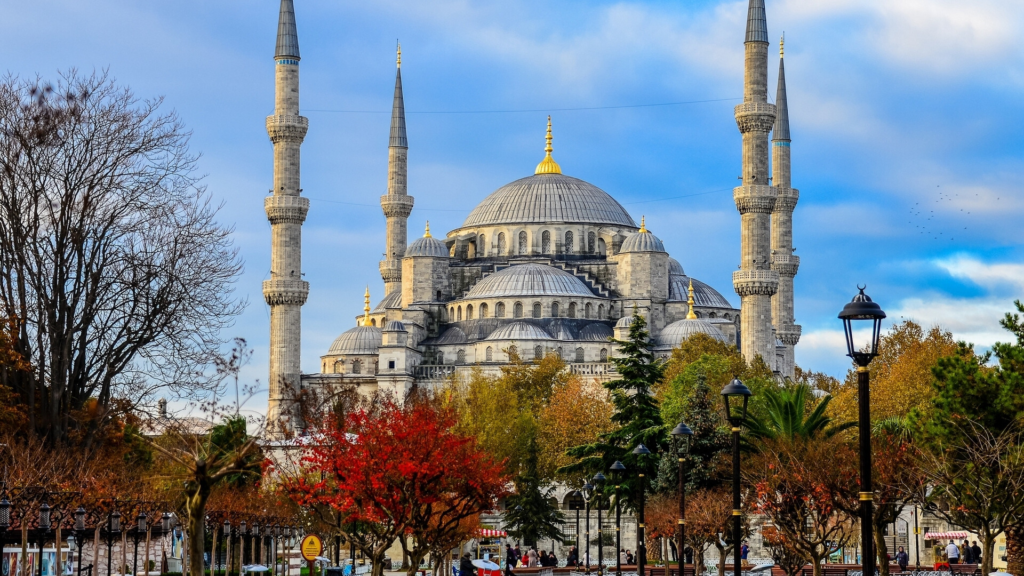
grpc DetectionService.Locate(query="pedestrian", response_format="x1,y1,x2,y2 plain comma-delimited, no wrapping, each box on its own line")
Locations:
514,546,522,567
971,541,982,566
548,551,559,567
626,551,634,565
567,547,578,568
527,549,539,568
946,540,960,565
505,545,516,576
896,546,909,572
619,549,627,566
741,542,749,561
460,554,477,576
962,540,972,564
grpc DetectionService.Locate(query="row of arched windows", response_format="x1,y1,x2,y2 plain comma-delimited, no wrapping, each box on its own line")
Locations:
449,301,607,321
477,230,605,257
458,346,610,364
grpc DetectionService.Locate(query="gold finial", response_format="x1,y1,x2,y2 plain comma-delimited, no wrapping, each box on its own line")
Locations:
639,216,648,233
397,41,402,68
424,221,432,238
686,279,697,319
363,286,371,325
534,115,562,175
780,33,784,57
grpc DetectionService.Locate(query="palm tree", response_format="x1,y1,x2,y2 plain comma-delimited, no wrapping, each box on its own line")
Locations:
743,383,854,441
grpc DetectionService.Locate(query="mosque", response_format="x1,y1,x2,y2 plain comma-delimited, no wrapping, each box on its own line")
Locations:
262,0,802,432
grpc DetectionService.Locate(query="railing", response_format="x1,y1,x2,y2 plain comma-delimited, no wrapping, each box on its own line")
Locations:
568,363,616,376
414,365,457,380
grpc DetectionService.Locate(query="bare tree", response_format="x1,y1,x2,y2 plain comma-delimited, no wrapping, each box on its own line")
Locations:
0,70,243,444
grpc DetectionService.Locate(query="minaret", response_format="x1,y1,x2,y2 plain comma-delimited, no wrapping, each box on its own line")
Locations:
264,0,309,436
771,35,801,379
380,44,414,296
732,0,780,366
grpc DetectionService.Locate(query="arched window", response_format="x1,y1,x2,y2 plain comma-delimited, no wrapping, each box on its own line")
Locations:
514,302,523,318
585,303,592,319
598,238,606,255
508,345,518,359
449,306,454,319
542,230,551,254
457,349,466,364
724,313,732,321
457,306,462,321
480,303,489,318
496,302,506,318
709,312,717,318
588,231,596,253
564,231,574,254
598,304,605,319
551,302,559,317
535,345,543,360
600,348,608,362
466,304,474,320
436,290,442,301
575,347,585,362
533,302,542,318
479,234,486,256
568,302,577,318
486,346,493,362
557,347,563,359
371,318,376,326
497,233,506,255
437,351,444,364
519,231,528,254
352,360,362,375
695,311,702,318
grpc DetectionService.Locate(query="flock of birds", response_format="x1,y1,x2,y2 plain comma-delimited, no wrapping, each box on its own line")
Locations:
906,185,1002,242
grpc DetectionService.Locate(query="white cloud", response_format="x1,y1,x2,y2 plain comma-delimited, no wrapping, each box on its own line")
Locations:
938,255,1024,292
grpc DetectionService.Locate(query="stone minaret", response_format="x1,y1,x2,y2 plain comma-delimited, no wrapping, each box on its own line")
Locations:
771,36,801,379
732,0,780,366
264,0,309,436
379,44,414,296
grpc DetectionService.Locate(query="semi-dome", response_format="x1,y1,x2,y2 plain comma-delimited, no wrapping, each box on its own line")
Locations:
372,290,402,313
466,263,596,299
668,258,685,276
669,275,733,308
615,316,635,328
328,325,382,355
486,321,553,341
580,323,614,342
460,174,637,229
406,222,449,258
383,320,406,332
658,318,727,348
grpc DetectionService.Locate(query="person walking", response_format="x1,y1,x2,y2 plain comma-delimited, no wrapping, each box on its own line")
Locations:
946,540,960,565
460,554,477,576
971,541,982,566
962,540,972,564
896,546,909,572
505,545,516,576
514,546,522,567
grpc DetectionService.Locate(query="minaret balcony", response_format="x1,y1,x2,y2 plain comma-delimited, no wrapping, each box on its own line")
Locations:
732,270,779,297
379,260,402,284
776,324,802,346
265,195,309,224
380,194,415,218
771,254,800,276
266,115,309,143
733,185,777,214
734,102,777,133
262,279,310,306
774,187,800,211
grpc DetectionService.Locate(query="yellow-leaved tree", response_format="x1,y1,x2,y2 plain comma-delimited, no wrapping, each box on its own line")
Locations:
536,377,616,481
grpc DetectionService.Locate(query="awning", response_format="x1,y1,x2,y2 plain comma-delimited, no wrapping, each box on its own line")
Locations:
477,529,507,538
925,531,970,539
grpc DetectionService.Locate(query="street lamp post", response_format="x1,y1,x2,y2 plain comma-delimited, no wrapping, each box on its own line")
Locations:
0,498,11,566
240,521,248,567
133,513,147,576
839,286,886,576
632,444,652,576
593,473,607,576
670,422,694,573
582,481,595,575
609,462,625,576
569,492,582,567
38,503,52,576
223,520,231,576
75,507,87,576
107,511,122,576
721,377,752,576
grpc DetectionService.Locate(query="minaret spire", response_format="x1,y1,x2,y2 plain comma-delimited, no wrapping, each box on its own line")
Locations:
535,116,562,175
265,0,310,436
380,43,415,296
771,32,801,378
732,0,779,368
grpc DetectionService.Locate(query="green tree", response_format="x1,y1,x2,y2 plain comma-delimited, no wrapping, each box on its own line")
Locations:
503,438,564,547
743,383,853,441
655,374,729,493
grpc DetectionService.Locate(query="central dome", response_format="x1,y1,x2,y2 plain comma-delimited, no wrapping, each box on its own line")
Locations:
460,174,638,229
466,263,596,299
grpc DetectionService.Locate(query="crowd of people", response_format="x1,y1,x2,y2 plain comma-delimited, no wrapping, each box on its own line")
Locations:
490,544,639,574
944,539,983,566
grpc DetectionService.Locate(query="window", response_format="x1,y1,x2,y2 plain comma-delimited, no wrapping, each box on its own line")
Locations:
598,304,605,319
575,347,585,362
542,230,551,254
496,302,506,317
519,231,527,254
479,234,486,256
371,318,376,326
551,302,559,317
557,347,563,359
497,232,506,255
437,351,444,364
449,306,454,319
388,360,395,369
480,303,489,318
598,238,606,255
585,303,592,319
436,290,442,301
514,302,523,318
709,312,717,319
352,360,362,375
533,302,542,318
535,345,543,360
457,306,462,321
466,304,474,320
564,231,574,254
600,348,608,362
724,313,732,321
457,349,466,364
588,231,596,253
568,302,577,318
486,347,493,362
508,345,518,358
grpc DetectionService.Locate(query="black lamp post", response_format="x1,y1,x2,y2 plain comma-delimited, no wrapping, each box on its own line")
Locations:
609,462,625,576
839,286,886,576
107,510,122,576
671,422,694,571
38,502,52,576
593,473,607,576
0,498,11,561
567,491,583,567
582,481,595,575
721,377,751,576
223,520,231,576
632,444,652,576
132,513,147,576
240,521,248,566
75,506,87,576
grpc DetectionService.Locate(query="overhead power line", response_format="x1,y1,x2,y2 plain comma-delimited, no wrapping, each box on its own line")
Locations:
303,97,739,115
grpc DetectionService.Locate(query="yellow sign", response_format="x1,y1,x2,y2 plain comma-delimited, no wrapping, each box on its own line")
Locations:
301,534,323,562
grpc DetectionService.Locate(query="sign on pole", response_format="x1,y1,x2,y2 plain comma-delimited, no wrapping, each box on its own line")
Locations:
301,534,324,562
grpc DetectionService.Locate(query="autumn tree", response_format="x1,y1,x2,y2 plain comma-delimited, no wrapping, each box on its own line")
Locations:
537,377,615,481
680,488,747,576
0,71,243,444
867,419,926,576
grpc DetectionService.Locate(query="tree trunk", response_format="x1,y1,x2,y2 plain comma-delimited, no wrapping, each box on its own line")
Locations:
1005,526,1024,576
982,534,996,576
94,526,101,576
874,526,889,576
56,521,63,576
810,553,823,576
716,544,725,576
185,489,211,576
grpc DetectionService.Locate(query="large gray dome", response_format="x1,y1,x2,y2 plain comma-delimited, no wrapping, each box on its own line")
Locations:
460,174,637,229
328,325,382,355
406,235,449,258
486,321,553,341
658,318,727,349
669,275,733,308
466,263,596,299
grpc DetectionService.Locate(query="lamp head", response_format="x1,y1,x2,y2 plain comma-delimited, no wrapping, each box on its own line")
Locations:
110,510,121,533
240,520,247,534
161,512,172,533
0,497,10,529
75,506,87,532
39,502,51,530
224,519,231,536
631,443,651,457
670,421,694,454
67,534,77,552
609,460,626,482
592,472,607,486
582,482,595,499
838,286,887,367
137,512,147,532
721,377,752,424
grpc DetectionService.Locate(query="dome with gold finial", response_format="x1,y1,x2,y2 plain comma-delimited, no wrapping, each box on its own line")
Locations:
457,117,637,230
328,288,383,355
619,216,666,253
406,221,450,257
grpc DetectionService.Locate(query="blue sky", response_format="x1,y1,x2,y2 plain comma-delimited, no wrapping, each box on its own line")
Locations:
4,0,1023,416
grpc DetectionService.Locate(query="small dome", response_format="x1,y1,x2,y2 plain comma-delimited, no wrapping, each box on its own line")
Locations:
383,320,406,332
658,318,727,349
466,264,595,299
580,323,614,342
619,222,666,253
436,326,468,345
406,235,449,258
615,316,635,328
668,258,685,276
486,321,553,341
328,325,382,355
548,319,577,340
669,275,733,308
372,290,402,313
